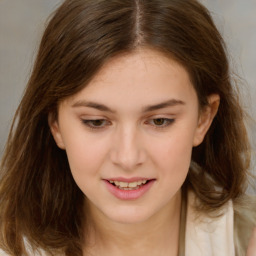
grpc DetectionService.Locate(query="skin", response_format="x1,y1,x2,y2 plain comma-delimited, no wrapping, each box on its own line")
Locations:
50,49,219,256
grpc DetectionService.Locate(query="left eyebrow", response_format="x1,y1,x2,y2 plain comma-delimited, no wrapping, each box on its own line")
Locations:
142,99,185,112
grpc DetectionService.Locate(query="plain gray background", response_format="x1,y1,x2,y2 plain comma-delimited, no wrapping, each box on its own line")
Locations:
0,0,256,174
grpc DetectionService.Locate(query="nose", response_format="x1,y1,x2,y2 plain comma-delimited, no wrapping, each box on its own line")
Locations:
110,125,146,171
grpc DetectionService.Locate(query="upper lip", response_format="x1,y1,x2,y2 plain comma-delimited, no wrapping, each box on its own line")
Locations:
104,177,155,182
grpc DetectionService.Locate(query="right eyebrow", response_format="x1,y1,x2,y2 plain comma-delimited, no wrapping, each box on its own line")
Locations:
72,100,116,113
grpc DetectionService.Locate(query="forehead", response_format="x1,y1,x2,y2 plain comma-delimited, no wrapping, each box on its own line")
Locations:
91,49,190,85
65,49,198,109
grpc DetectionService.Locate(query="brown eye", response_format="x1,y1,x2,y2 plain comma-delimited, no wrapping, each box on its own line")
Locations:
145,118,175,128
91,120,105,126
153,118,166,126
81,119,111,129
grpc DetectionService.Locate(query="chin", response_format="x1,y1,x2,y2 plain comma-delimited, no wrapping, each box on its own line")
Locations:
104,206,155,224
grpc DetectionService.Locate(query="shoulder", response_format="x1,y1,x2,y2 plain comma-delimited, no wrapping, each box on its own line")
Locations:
0,242,53,256
0,249,46,256
0,249,7,256
185,191,256,256
247,227,256,256
233,195,256,256
185,190,235,256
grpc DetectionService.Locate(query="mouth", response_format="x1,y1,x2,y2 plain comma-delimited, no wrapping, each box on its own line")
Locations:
104,178,156,200
107,179,153,190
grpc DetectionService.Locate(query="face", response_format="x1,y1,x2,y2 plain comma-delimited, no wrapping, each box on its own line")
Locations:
50,49,218,224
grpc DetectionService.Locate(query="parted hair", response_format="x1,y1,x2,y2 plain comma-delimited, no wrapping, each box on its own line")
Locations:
0,0,251,255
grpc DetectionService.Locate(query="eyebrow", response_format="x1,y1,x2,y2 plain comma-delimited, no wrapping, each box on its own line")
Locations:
72,101,116,113
72,99,185,113
142,99,185,112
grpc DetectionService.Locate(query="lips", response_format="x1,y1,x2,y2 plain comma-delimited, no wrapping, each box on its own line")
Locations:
104,178,155,200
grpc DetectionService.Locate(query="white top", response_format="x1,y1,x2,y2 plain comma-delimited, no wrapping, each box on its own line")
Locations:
185,191,235,256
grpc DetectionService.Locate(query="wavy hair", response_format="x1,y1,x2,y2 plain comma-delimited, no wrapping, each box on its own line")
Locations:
0,0,251,255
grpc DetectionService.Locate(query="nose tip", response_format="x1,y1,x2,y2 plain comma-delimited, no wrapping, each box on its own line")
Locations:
110,129,146,171
112,151,143,171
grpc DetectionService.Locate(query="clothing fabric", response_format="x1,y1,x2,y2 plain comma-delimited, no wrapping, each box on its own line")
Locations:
179,190,256,256
184,191,235,256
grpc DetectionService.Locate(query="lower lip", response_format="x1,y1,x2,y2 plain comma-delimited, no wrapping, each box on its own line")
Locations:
104,180,155,200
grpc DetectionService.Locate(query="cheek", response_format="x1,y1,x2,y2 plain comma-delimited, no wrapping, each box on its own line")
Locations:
149,127,195,177
64,137,110,196
158,141,192,175
63,134,109,178
154,138,193,195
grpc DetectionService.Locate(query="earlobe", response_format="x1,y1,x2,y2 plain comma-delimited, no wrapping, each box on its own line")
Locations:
48,114,66,149
193,94,220,147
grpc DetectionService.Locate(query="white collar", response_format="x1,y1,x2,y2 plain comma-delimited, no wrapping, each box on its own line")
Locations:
185,191,235,256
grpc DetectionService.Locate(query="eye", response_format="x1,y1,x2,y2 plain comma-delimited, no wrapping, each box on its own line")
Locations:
81,119,111,129
146,118,174,128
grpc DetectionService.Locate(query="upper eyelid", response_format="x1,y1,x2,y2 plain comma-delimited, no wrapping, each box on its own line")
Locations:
145,118,175,124
80,117,175,127
82,119,110,123
80,116,175,122
144,115,175,122
81,118,111,125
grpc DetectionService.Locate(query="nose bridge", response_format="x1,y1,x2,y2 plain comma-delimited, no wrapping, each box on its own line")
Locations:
110,123,145,170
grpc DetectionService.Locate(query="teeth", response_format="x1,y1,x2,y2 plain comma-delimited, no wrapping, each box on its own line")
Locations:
109,180,148,189
128,182,138,188
113,181,120,186
119,181,128,187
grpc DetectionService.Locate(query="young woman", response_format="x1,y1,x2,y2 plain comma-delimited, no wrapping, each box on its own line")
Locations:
0,0,255,255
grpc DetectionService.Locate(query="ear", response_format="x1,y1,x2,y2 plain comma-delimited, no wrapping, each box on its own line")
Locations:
193,94,220,147
48,113,66,149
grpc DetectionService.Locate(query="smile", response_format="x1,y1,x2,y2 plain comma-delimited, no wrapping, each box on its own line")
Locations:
108,180,147,190
104,178,155,200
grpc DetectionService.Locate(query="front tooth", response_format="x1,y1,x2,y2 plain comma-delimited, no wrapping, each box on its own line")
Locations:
114,181,120,186
119,182,128,187
128,182,138,188
112,180,148,188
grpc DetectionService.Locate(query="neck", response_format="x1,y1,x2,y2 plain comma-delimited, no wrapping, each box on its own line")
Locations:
84,190,182,256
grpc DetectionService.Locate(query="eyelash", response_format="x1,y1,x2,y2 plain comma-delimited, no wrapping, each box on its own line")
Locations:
81,119,111,130
81,118,175,130
145,118,175,128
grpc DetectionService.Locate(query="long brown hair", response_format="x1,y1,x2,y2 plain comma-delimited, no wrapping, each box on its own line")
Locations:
0,0,251,255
